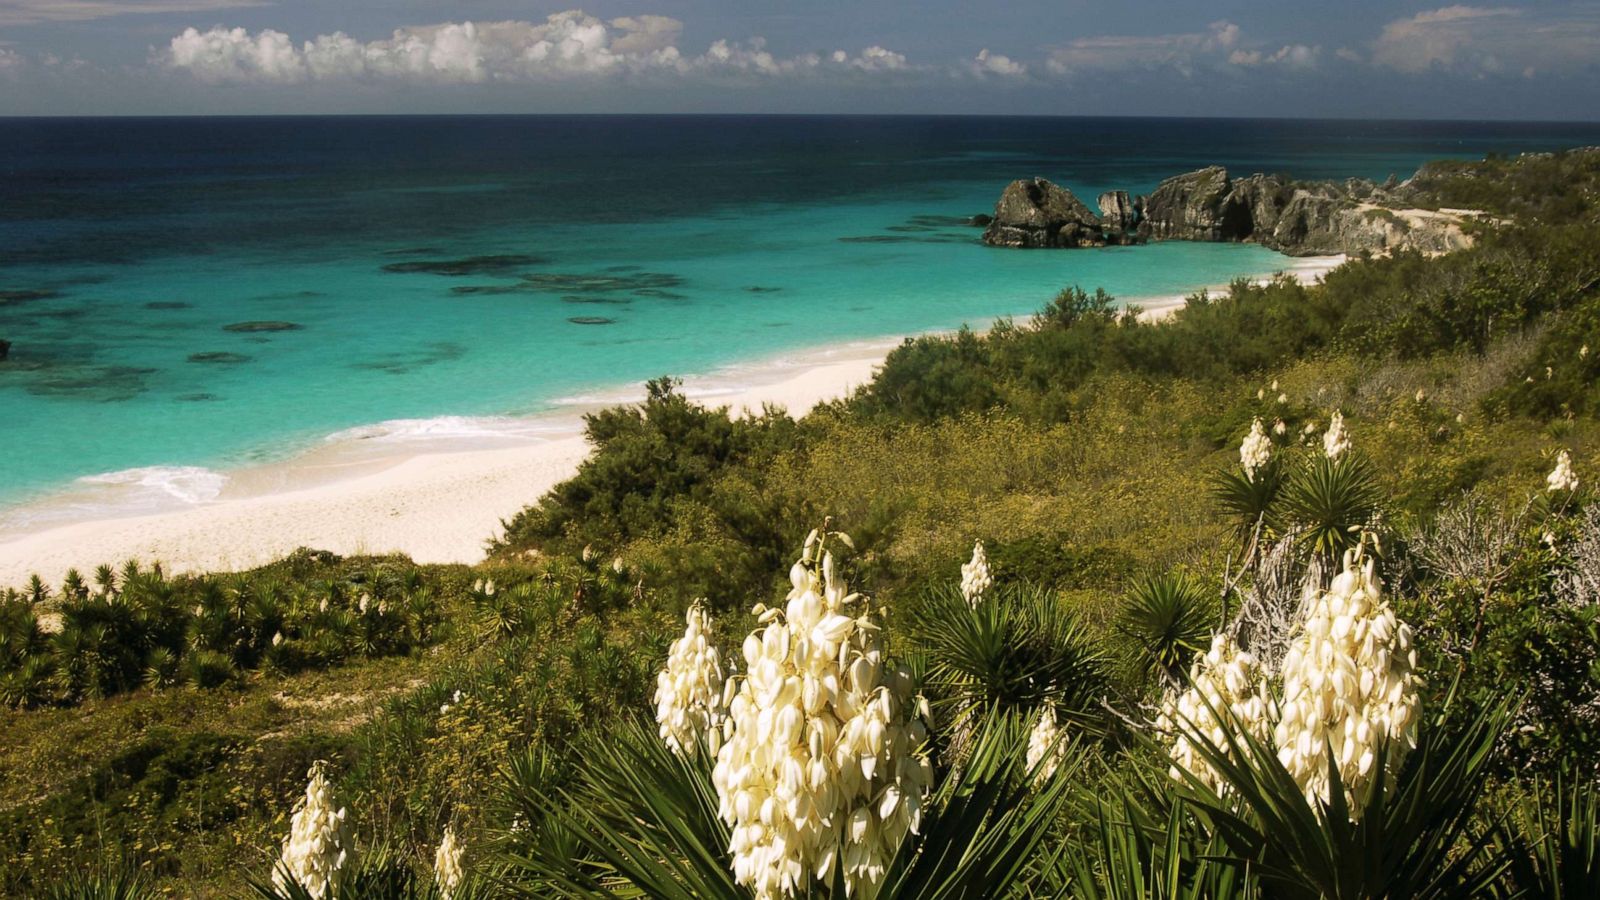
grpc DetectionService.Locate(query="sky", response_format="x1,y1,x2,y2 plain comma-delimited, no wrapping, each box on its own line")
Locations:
0,1,1597,118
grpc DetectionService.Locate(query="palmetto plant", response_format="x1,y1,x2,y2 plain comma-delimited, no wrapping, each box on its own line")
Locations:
501,712,1077,899
1119,573,1217,687
1492,774,1600,899
909,583,1108,747
1280,454,1383,568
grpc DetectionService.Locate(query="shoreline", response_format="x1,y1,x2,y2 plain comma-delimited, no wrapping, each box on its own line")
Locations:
0,255,1344,588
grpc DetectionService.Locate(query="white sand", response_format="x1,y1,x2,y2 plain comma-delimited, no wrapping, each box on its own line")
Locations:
0,255,1344,588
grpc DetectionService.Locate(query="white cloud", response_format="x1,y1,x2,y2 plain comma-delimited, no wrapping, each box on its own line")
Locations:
0,0,264,26
167,26,303,83
1370,5,1600,75
969,48,1026,77
1046,20,1242,76
0,47,24,73
162,12,916,85
1229,44,1320,69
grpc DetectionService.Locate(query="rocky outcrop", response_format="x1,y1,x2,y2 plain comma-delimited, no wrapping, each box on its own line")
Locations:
982,178,1108,248
0,339,9,361
1097,191,1139,232
1139,167,1250,242
982,165,1476,257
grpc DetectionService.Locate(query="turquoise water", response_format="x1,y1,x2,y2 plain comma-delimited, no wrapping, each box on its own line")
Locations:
5,115,1600,517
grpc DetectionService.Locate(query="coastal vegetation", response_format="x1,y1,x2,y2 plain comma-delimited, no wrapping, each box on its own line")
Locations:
3,147,1600,897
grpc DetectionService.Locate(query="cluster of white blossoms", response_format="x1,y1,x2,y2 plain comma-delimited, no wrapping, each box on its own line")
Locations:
960,540,993,607
434,824,464,900
273,761,355,899
1274,549,1419,816
1024,706,1067,784
1157,633,1271,794
654,600,729,756
1240,417,1273,480
1323,411,1351,459
712,530,933,900
1548,450,1580,493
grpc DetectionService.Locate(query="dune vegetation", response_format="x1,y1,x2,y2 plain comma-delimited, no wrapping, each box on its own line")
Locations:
4,147,1600,898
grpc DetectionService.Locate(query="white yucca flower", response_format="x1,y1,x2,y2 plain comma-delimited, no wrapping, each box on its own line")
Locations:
1548,450,1580,493
1323,411,1350,460
654,600,728,756
1277,393,1288,404
273,760,355,899
712,530,934,900
959,540,993,607
434,824,464,900
1273,550,1419,817
1024,707,1067,784
1582,345,1591,360
1273,419,1287,436
1239,418,1273,481
1156,633,1270,794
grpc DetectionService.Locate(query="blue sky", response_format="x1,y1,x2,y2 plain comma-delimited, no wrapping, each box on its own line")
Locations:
0,1,1597,117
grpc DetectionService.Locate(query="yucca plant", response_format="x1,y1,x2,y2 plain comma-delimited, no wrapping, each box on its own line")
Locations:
1118,572,1217,687
1492,773,1600,899
1211,459,1286,557
1165,693,1516,900
502,711,1077,899
1063,795,1257,900
1280,454,1383,568
909,582,1109,748
40,863,158,899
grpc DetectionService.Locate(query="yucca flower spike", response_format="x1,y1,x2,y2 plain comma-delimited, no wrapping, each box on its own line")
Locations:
272,760,354,899
1323,411,1350,459
1239,417,1272,481
435,824,464,900
712,529,933,899
960,540,992,607
1025,706,1067,785
1273,548,1419,818
654,600,728,756
1548,449,1579,493
1156,632,1271,795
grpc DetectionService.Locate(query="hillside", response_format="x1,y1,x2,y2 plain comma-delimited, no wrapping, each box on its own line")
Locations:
4,147,1600,898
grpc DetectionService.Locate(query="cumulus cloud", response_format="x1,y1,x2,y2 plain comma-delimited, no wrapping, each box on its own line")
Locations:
969,48,1026,77
1370,5,1600,75
0,47,24,73
0,0,264,26
161,11,917,85
1046,20,1243,76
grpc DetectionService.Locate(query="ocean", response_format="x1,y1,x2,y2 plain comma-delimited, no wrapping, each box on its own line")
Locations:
3,115,1599,524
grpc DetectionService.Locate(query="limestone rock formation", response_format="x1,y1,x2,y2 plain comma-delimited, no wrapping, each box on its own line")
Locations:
1097,190,1139,232
982,163,1479,257
981,178,1106,248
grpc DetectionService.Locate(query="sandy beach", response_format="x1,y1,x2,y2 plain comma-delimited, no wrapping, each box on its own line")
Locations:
0,257,1344,588
0,349,886,588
